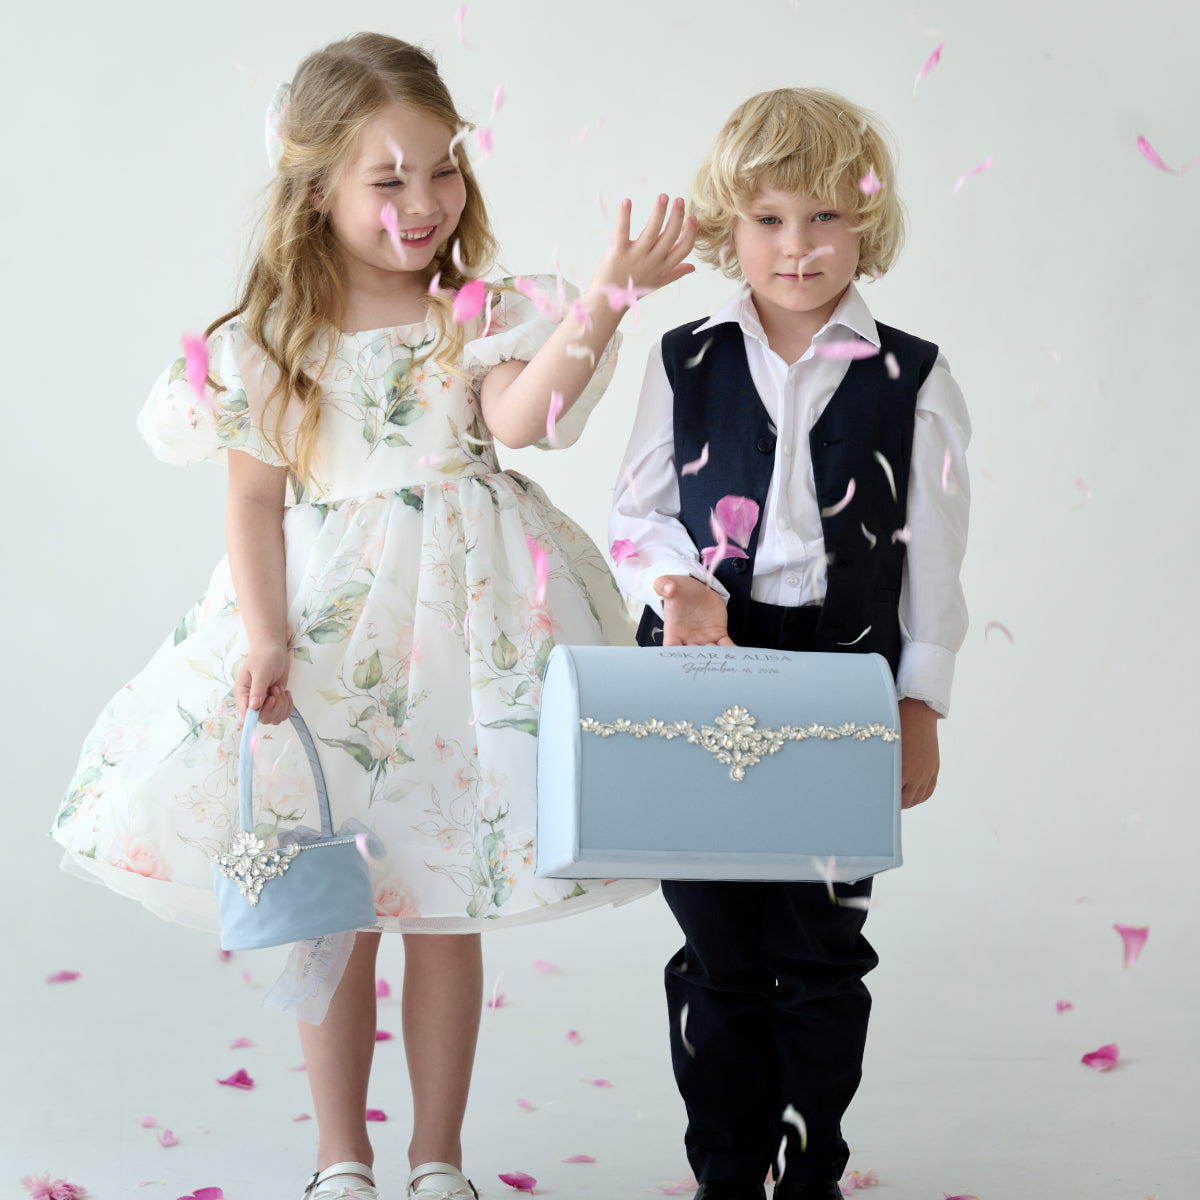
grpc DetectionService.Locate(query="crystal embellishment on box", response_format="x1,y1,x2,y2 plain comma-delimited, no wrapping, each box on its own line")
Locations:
212,830,301,904
579,704,898,782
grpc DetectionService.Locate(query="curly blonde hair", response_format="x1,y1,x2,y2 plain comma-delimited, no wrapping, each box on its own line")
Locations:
692,88,905,282
207,32,498,486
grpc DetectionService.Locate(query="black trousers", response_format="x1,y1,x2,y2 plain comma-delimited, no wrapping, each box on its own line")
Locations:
660,601,879,1186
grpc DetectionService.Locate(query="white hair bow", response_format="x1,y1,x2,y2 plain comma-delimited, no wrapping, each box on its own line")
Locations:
265,80,291,169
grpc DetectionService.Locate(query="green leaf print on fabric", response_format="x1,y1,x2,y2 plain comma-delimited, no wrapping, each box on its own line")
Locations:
352,650,383,690
398,488,424,512
490,633,519,672
56,766,102,828
168,355,188,383
319,735,376,772
215,390,251,447
294,582,372,647
480,716,540,737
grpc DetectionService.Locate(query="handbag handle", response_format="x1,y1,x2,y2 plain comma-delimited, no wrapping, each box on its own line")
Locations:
239,707,334,840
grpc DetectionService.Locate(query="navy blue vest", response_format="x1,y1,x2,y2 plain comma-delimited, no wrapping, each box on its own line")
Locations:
635,317,939,676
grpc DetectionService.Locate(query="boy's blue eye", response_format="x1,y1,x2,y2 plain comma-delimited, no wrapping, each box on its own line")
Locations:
756,216,780,226
814,212,837,223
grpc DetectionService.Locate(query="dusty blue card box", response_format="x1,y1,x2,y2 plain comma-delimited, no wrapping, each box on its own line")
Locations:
535,645,902,882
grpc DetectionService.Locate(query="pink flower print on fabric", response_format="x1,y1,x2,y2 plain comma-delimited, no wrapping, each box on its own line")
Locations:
108,833,172,881
374,880,421,919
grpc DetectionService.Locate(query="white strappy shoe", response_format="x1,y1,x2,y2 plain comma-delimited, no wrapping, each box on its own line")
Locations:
303,1161,380,1200
406,1161,479,1200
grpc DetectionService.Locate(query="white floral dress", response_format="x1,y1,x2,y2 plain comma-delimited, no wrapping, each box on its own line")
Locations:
52,280,652,933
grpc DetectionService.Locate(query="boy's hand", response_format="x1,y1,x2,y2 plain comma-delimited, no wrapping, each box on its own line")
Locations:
898,697,939,808
653,575,736,646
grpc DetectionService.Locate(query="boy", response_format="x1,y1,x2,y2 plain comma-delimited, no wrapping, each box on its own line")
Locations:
609,89,970,1199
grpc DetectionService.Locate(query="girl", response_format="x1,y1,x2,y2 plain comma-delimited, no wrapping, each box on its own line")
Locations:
52,31,695,1200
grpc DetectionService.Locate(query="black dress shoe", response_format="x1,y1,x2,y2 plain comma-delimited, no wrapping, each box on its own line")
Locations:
773,1177,843,1199
694,1182,767,1200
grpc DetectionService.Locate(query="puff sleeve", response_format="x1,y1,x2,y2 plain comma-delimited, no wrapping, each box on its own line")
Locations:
137,320,294,468
461,275,622,449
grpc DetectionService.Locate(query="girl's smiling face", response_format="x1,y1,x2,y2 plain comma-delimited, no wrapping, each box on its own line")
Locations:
732,183,861,341
323,102,468,293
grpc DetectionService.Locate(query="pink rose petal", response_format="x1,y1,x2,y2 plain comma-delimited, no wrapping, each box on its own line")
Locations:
491,84,507,119
566,1029,581,1044
942,1194,980,1200
136,1116,158,1128
498,1172,537,1193
583,1078,613,1087
655,1176,700,1195
453,278,488,324
216,950,232,961
562,1155,596,1163
953,156,994,193
1137,135,1177,174
609,539,639,565
1081,1043,1119,1072
858,170,881,195
525,536,549,606
516,1097,534,1111
292,1112,312,1121
600,275,652,319
193,1191,225,1200
486,992,506,1009
21,1175,89,1200
454,4,468,45
376,978,391,999
913,42,944,95
545,389,564,447
984,620,1014,642
375,1029,394,1041
228,1037,255,1049
941,445,957,494
475,127,494,158
380,202,403,257
1114,924,1149,969
216,1068,254,1090
181,333,209,402
680,442,710,477
812,340,879,360
364,1108,388,1121
157,1130,179,1148
714,495,761,550
287,1062,307,1071
1056,1000,1075,1014
820,478,856,518
46,970,81,984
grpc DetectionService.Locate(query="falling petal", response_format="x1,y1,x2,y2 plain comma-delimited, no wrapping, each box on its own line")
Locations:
355,833,371,861
953,156,994,193
181,333,209,401
526,534,549,607
836,626,872,647
595,190,608,220
286,1063,307,1071
814,855,839,904
228,1037,255,1050
454,4,467,45
136,1116,159,1128
600,275,652,319
364,1108,388,1121
448,123,470,168
873,451,897,501
941,1194,979,1200
516,1098,534,1112
46,970,81,984
1080,1043,1119,1071
1073,477,1093,504
609,539,640,567
820,478,856,517
891,526,912,544
684,336,715,368
376,978,391,999
584,1078,613,1087
714,495,760,549
565,1029,582,1044
216,1069,254,1089
680,442,710,477
428,271,442,297
860,523,877,549
571,124,591,145
217,950,232,961
859,170,881,195
782,1103,809,1152
1056,1001,1075,1014
776,1133,788,1183
941,445,958,494
491,84,506,119
193,1191,225,1200
625,466,642,511
380,202,403,257
292,1112,311,1121
984,620,1014,642
884,352,900,379
913,41,944,95
545,389,564,447
655,1178,701,1195
453,278,488,324
486,992,507,1009
812,340,879,360
1136,135,1177,174
1114,924,1149,969
566,298,594,333
375,1030,394,1041
562,1156,596,1163
838,895,875,911
475,127,494,158
498,1172,537,1193
680,1002,696,1059
157,1130,179,1148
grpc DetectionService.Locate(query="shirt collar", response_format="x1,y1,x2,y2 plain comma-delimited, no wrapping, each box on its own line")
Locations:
694,281,880,352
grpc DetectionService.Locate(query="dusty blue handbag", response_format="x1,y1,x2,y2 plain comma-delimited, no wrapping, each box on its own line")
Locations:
211,707,378,950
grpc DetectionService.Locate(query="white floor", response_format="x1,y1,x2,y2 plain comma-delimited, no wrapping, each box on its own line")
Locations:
8,816,1193,1200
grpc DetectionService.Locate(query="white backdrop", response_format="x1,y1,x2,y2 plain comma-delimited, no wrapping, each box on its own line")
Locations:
4,0,1198,1195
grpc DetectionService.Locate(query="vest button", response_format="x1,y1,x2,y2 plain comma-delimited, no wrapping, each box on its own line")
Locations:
731,559,749,574
756,436,775,453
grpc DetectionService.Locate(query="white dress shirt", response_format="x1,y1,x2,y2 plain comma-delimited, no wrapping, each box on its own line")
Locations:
609,283,971,716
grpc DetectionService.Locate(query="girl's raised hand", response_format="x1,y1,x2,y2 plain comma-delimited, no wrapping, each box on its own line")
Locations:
588,195,696,308
234,642,294,725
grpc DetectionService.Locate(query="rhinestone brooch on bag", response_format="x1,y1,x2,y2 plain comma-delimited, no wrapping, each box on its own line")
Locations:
579,704,897,781
212,831,300,904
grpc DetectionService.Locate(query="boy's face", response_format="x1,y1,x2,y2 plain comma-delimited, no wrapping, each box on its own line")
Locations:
732,184,861,338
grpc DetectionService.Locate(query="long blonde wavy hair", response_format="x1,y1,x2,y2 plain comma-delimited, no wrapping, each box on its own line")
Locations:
207,32,498,486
